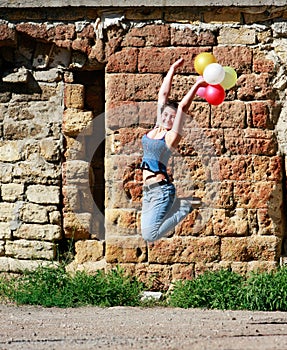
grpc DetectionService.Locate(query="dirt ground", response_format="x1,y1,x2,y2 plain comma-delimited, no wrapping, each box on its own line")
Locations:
1,305,287,350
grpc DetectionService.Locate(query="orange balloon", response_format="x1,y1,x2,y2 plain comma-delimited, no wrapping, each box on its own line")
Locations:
194,52,217,75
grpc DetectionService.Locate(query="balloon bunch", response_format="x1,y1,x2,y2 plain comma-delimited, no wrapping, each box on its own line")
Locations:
194,52,237,106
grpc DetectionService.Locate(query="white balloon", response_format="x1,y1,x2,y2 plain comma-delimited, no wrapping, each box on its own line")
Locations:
203,63,225,85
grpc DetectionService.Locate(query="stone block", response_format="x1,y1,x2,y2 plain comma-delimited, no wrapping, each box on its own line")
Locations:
106,236,147,263
204,8,241,23
0,203,15,221
105,209,138,235
106,48,138,73
1,183,24,202
138,47,205,74
5,240,56,260
75,240,104,264
0,141,22,162
148,236,220,264
0,223,12,240
221,236,281,262
63,160,90,185
171,25,216,46
233,181,279,209
213,208,249,237
19,202,48,223
39,138,61,162
122,24,170,48
257,208,282,237
252,155,282,182
216,156,253,181
64,84,85,109
0,163,13,183
15,223,61,241
218,27,256,45
211,101,245,128
106,73,162,102
213,46,252,74
63,211,91,239
62,109,93,136
237,73,273,101
26,185,60,204
224,128,277,156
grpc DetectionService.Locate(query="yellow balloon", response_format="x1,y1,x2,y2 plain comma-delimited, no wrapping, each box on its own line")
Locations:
220,66,237,90
194,52,217,75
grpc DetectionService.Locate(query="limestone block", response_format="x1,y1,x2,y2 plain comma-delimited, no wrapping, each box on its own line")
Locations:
0,163,13,183
172,263,195,281
257,208,282,237
63,211,92,239
14,224,61,241
13,159,61,185
5,240,56,260
1,183,24,202
49,211,61,225
105,209,137,235
221,236,281,262
62,109,93,136
0,203,15,221
148,236,220,264
39,138,61,162
106,236,147,263
213,208,249,237
64,84,85,109
0,257,55,273
218,27,256,45
0,141,22,162
26,185,60,204
63,160,90,185
171,25,216,46
19,203,48,223
3,67,29,83
33,68,62,82
0,223,12,240
75,240,104,264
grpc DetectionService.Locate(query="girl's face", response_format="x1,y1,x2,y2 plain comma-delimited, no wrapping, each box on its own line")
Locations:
161,106,176,129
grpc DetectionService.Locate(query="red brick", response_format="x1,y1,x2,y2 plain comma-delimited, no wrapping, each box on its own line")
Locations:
247,101,273,129
122,24,170,47
224,128,277,156
106,48,138,73
138,47,212,73
106,73,162,102
237,73,273,100
213,46,252,74
211,101,246,128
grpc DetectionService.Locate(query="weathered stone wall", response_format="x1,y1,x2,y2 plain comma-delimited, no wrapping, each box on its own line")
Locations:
0,6,287,288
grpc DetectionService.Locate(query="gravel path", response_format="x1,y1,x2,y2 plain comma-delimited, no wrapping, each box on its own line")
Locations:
1,305,287,349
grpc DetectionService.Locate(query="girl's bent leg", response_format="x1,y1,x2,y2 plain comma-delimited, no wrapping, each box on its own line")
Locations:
141,184,175,242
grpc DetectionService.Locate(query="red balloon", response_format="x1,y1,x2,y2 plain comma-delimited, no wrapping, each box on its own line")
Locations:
205,84,225,105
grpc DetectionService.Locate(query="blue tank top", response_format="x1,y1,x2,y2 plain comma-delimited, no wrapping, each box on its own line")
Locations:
140,133,172,177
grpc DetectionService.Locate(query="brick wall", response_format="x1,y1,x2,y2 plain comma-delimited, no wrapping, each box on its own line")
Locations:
0,6,286,288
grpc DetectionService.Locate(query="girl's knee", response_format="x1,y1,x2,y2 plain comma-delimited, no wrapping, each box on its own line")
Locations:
141,228,158,242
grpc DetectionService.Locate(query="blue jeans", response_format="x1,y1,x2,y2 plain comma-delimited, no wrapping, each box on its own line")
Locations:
141,182,192,242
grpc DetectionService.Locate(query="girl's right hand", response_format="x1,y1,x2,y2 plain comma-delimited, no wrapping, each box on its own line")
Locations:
171,58,184,70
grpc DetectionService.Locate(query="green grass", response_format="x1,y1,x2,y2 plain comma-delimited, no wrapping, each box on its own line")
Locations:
2,265,287,311
0,265,144,308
